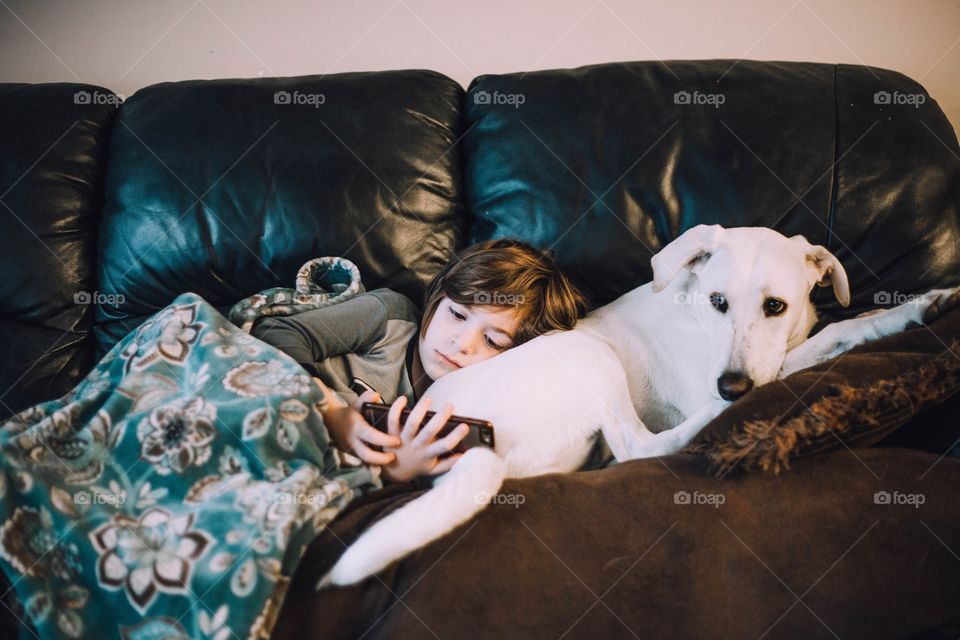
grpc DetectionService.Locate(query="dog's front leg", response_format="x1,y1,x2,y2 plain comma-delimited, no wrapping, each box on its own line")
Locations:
780,320,860,377
617,400,729,459
659,400,730,452
781,286,960,377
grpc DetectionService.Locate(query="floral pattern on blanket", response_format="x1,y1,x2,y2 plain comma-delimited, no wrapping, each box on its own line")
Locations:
0,292,379,639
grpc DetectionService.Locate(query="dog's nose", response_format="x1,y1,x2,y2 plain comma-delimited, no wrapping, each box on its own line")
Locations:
717,371,754,401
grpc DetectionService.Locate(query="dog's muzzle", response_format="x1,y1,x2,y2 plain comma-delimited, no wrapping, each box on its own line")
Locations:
717,371,754,401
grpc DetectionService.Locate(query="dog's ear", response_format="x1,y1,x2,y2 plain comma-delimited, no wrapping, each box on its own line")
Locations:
651,224,724,292
792,236,851,307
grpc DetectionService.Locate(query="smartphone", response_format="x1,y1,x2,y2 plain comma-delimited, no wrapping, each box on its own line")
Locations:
360,401,496,455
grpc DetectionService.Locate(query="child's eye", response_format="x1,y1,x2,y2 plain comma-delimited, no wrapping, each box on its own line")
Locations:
484,335,505,350
447,306,466,321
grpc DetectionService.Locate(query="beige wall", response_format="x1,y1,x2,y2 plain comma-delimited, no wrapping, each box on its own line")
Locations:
2,0,958,135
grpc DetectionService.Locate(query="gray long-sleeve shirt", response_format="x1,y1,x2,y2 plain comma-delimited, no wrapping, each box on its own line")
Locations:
251,288,421,407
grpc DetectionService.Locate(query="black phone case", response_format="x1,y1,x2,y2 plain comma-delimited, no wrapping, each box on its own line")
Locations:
360,402,496,454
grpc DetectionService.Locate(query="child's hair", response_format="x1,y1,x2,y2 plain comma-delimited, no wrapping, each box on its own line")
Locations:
420,238,592,345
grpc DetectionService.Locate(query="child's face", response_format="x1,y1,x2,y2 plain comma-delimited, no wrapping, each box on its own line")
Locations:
419,296,522,380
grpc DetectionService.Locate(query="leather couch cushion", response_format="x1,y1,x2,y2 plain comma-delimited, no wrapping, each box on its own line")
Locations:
463,61,960,314
0,83,117,418
94,70,465,358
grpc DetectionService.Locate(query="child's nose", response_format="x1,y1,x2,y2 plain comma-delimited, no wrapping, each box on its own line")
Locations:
453,328,482,353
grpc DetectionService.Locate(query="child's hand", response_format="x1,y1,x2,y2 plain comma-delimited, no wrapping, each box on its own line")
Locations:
381,396,470,484
321,389,403,465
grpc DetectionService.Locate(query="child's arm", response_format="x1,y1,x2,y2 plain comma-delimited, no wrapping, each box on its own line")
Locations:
312,377,402,465
252,289,415,368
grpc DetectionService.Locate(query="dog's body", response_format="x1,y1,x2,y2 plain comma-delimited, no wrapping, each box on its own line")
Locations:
323,225,957,587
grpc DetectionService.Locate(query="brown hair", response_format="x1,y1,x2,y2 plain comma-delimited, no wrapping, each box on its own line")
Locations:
420,239,592,345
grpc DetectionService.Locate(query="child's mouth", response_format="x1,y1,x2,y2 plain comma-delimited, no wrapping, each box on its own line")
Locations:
436,351,462,368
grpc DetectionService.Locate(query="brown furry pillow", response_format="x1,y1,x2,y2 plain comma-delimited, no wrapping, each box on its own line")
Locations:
684,305,960,475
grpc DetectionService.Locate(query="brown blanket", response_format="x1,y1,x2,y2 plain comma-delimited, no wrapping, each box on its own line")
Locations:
273,448,960,639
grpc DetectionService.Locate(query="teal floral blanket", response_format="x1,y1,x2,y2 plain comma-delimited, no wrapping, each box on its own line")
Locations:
0,292,380,639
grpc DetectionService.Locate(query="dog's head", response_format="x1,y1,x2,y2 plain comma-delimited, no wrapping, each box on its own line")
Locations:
651,224,850,401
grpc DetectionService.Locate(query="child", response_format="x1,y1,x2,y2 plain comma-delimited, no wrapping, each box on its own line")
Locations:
252,239,590,483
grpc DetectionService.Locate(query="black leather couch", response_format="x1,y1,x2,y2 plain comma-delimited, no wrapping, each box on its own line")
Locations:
2,60,959,638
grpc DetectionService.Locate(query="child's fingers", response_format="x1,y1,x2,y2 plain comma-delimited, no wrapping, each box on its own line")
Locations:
351,389,381,411
415,402,455,445
424,422,467,456
387,396,408,437
402,396,432,440
351,440,396,466
427,452,463,475
360,423,401,449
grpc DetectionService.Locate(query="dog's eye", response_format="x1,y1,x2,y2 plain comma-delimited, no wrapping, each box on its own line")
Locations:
710,292,728,313
764,298,787,316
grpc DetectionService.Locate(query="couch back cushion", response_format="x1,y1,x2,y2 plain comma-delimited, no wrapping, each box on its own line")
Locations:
0,84,117,418
94,70,464,358
463,61,960,312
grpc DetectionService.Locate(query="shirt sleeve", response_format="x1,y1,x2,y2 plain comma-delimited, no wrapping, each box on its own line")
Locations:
251,288,419,371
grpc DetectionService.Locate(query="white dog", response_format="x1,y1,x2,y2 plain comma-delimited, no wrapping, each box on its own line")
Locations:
322,224,957,587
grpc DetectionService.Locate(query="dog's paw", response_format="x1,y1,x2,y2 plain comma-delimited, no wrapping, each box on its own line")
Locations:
920,286,960,324
317,550,376,588
315,569,335,591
